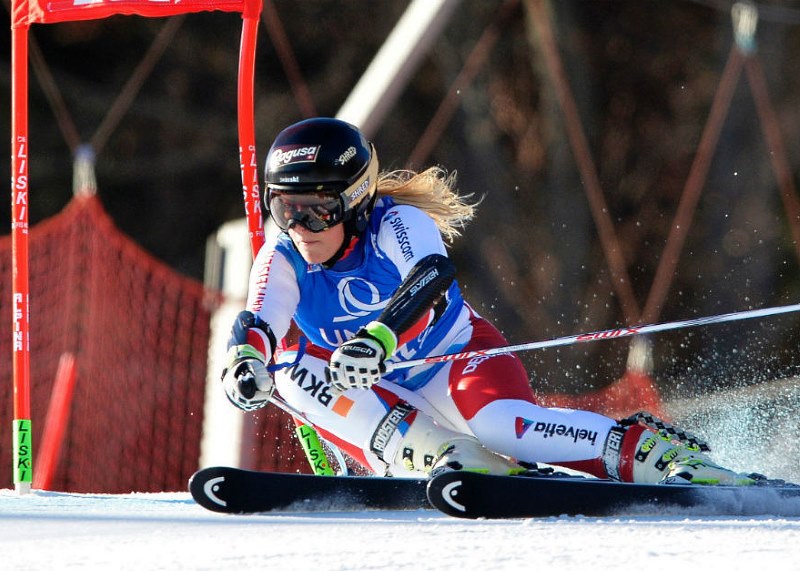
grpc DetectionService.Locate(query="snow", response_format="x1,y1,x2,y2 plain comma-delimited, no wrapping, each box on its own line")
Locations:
2,488,800,570
2,381,797,569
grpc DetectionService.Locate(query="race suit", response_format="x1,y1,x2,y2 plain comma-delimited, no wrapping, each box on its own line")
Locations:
246,196,616,476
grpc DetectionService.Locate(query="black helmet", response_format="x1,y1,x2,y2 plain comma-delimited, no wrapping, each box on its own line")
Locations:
264,117,378,235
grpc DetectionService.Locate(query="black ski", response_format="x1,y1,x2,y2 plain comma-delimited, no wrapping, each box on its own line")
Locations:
189,466,429,514
426,470,800,519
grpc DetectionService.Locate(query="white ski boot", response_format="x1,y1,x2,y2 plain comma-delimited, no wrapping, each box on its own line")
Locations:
609,424,756,485
390,413,523,477
430,437,527,477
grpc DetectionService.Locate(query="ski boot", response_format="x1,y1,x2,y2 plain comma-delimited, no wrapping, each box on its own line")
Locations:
390,413,524,477
430,438,527,477
605,422,756,486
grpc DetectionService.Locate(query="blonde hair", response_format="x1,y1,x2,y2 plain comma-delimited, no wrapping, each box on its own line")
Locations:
376,166,477,243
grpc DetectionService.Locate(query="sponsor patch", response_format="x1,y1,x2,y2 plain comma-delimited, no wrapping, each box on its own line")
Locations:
269,145,320,169
251,250,275,313
409,269,439,296
387,212,414,261
370,402,415,461
335,146,357,165
515,417,600,446
531,421,599,445
602,426,625,481
462,354,492,375
286,363,334,407
345,177,371,205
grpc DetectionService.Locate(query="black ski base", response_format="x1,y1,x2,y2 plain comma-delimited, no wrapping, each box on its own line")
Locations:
189,466,428,514
426,470,800,519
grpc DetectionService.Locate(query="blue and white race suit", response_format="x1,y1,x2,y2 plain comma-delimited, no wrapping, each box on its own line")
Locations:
246,196,616,476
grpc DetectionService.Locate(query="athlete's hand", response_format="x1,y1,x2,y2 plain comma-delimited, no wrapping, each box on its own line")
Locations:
221,311,275,411
328,333,386,391
222,349,274,411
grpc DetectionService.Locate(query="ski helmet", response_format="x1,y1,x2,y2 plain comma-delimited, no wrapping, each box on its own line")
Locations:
264,118,378,235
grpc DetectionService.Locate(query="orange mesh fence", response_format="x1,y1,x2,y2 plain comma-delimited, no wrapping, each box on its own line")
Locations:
1,195,215,492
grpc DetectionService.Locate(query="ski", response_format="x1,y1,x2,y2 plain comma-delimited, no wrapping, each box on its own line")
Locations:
190,465,800,518
189,466,429,514
427,470,800,519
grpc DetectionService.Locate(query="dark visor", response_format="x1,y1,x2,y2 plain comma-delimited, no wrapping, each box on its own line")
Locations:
267,188,344,233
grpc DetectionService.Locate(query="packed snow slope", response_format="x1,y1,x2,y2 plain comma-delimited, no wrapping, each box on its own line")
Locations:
2,488,800,571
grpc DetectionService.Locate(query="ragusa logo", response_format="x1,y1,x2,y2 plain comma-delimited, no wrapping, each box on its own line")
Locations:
332,277,389,322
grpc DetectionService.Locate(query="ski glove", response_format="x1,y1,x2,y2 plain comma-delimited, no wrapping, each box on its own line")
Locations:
328,325,391,392
221,311,276,411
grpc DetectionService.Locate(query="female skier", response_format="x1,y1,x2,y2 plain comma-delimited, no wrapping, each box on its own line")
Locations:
221,117,754,485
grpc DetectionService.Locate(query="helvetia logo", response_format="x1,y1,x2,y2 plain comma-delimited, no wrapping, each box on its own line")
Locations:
515,417,534,439
515,417,598,445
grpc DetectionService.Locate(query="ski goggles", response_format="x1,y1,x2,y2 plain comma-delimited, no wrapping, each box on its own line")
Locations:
267,188,344,233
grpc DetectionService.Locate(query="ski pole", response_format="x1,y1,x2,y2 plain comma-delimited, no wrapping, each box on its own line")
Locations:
269,393,349,475
385,301,800,372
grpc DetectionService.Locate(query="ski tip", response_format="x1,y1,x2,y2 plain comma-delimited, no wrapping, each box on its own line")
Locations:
188,467,234,513
426,471,480,519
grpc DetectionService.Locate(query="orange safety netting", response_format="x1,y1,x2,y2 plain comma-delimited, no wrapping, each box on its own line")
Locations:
0,195,214,492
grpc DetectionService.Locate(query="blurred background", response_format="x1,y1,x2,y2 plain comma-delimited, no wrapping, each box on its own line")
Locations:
2,0,800,491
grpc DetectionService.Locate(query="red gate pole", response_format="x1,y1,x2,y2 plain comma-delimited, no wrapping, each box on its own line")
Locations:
34,353,77,490
11,20,33,494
